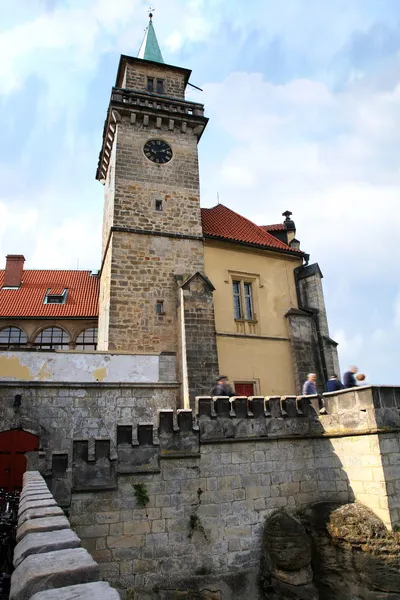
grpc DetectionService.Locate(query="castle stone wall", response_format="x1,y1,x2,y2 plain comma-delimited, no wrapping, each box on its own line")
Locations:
2,386,400,598
0,350,173,384
108,232,204,353
113,117,203,236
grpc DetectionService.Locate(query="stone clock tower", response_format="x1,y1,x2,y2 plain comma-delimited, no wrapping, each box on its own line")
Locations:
96,14,218,404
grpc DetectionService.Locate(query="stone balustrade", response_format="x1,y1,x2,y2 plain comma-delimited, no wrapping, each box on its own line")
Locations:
111,87,205,117
10,472,120,600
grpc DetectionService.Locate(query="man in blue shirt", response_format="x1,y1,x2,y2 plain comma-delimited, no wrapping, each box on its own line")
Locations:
343,366,358,389
303,373,317,395
326,374,344,392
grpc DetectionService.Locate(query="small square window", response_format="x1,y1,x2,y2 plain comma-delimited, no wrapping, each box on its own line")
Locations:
156,300,164,315
147,77,154,92
156,79,164,94
155,199,163,212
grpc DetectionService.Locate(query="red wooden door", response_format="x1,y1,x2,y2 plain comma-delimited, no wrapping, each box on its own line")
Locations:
234,382,255,396
0,430,39,490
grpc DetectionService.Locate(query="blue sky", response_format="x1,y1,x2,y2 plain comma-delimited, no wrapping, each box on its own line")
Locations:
1,0,400,383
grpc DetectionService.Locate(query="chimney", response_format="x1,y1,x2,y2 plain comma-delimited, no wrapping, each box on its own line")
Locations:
282,210,296,243
4,255,25,288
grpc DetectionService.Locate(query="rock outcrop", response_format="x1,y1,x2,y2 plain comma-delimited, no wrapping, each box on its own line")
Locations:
260,504,400,599
304,502,400,599
259,510,319,599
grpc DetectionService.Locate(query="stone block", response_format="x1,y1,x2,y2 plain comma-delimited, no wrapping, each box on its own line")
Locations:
29,582,121,600
24,480,48,491
19,493,54,504
107,535,143,548
95,511,120,524
76,525,109,538
23,471,42,481
159,411,199,456
20,489,50,501
73,440,117,491
16,515,70,543
18,499,57,517
375,408,400,429
118,436,160,474
19,505,64,525
13,529,81,568
23,476,45,483
10,548,100,600
337,391,357,411
378,387,396,408
357,388,376,410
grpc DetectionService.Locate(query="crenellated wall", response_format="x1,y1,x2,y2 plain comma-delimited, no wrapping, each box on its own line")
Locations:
1,386,400,598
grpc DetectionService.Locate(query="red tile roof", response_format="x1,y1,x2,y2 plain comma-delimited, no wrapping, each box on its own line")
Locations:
0,270,99,318
0,206,300,319
260,223,286,232
201,205,301,253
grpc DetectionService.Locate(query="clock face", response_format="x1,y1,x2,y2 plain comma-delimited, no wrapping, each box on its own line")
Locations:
143,140,173,164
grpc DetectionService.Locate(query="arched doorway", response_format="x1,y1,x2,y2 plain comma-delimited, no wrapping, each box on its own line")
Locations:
0,430,39,490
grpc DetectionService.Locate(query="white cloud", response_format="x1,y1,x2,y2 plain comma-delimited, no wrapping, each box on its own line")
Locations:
394,291,400,329
30,216,101,270
201,72,400,276
2,1,400,382
333,329,364,366
220,164,254,187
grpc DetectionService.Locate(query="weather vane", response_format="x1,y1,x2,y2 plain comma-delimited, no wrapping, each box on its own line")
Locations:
148,6,155,19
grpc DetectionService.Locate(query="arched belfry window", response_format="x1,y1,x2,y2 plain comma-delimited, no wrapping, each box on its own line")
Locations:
0,326,27,347
75,327,98,351
34,327,70,350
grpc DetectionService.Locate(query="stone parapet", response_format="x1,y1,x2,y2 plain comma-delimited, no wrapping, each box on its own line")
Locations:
10,472,120,600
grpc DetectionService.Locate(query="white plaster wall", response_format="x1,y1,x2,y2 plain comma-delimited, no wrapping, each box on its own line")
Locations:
0,351,159,383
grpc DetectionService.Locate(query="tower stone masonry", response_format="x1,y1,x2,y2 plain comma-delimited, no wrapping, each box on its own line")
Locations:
96,30,219,402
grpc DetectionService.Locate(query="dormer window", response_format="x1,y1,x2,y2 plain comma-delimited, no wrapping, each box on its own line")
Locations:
44,288,68,304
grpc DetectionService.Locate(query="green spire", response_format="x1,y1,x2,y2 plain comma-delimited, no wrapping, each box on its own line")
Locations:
138,13,164,64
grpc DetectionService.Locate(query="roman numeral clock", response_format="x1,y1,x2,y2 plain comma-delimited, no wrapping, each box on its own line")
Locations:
144,139,173,164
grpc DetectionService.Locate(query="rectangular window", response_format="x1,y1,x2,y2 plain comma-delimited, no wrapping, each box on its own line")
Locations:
155,199,163,211
147,77,154,92
232,281,243,319
156,79,164,94
232,279,256,321
244,282,253,320
156,300,164,315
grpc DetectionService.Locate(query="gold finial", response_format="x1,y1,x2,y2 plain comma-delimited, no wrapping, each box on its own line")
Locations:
148,6,155,19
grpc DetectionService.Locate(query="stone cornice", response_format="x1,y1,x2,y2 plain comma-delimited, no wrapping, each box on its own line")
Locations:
96,87,208,181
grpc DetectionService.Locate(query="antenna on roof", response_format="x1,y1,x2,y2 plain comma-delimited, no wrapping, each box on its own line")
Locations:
188,82,203,92
77,258,79,270
217,192,220,205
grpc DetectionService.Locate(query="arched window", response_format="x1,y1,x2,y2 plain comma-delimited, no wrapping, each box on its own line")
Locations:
0,327,27,347
34,327,70,350
75,327,98,350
